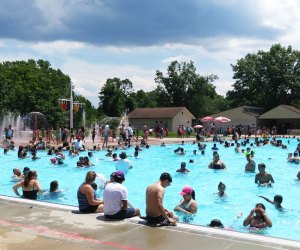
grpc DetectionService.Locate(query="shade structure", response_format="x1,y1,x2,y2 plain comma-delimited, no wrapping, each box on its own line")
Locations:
193,124,204,129
200,116,215,122
214,116,231,123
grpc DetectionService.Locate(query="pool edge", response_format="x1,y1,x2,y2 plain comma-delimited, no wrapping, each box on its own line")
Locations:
0,195,299,249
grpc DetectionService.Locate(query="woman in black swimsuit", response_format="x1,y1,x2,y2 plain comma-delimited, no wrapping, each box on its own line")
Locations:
13,170,43,200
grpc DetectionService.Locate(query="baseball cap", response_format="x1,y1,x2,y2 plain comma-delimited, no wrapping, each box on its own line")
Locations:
115,170,125,179
180,186,193,195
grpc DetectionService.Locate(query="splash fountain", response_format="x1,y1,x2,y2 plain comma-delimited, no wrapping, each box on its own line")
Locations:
0,113,22,139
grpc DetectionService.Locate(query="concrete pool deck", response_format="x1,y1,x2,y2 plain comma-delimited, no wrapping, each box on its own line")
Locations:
0,196,299,250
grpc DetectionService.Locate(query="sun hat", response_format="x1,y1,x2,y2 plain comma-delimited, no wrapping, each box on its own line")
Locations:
180,186,193,195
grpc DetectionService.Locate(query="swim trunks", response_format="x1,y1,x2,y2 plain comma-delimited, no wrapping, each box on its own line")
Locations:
104,207,135,220
144,215,166,223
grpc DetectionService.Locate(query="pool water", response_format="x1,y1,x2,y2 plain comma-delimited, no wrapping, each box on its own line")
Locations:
1,139,300,241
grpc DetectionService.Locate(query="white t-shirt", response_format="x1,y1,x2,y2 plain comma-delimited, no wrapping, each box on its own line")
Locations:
115,159,132,173
73,140,83,150
127,126,133,137
103,182,128,215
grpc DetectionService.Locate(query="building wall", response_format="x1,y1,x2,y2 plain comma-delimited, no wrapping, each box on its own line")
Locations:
172,110,193,130
128,118,173,130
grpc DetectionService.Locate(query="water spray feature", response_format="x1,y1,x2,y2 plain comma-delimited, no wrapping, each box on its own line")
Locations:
0,113,23,139
23,112,49,140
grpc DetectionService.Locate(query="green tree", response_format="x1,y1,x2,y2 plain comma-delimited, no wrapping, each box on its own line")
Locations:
0,59,95,127
155,60,224,117
0,59,71,127
227,44,300,109
98,78,133,116
130,90,157,108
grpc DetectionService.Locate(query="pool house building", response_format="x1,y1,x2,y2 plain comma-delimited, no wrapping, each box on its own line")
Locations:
127,107,195,131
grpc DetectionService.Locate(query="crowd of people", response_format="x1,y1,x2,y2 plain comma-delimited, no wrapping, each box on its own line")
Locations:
3,123,300,233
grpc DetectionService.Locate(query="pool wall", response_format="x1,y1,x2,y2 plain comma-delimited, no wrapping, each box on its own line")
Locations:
1,195,299,249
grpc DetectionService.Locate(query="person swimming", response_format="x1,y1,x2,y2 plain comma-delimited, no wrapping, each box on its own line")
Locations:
257,194,283,210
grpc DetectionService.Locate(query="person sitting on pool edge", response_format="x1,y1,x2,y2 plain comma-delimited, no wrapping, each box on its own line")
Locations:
176,162,190,173
77,171,104,213
243,203,272,229
208,152,226,169
257,194,283,210
255,163,274,186
174,186,197,214
103,170,140,220
144,172,177,225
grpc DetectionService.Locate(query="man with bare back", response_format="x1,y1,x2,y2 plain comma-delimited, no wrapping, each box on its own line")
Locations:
145,172,177,225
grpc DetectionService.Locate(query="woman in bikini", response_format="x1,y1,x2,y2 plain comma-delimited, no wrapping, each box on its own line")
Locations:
208,153,226,169
174,186,197,214
13,170,43,200
243,203,272,229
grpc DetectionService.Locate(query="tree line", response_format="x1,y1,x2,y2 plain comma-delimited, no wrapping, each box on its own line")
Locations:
1,44,300,129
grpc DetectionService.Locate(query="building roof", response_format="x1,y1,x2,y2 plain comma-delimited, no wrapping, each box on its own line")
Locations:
259,105,300,119
128,107,195,119
207,106,263,121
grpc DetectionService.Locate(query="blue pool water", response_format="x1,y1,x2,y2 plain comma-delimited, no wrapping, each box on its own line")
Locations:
1,138,300,241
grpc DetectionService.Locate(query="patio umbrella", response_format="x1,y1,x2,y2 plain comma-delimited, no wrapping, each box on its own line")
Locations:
200,116,215,122
214,116,231,123
193,124,204,129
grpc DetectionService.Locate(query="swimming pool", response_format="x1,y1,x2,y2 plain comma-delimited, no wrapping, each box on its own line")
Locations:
1,138,300,241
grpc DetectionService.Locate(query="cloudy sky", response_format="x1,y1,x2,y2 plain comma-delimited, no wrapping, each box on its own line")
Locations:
1,0,300,107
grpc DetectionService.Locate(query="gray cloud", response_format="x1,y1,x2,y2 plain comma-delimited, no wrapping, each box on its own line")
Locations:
0,0,280,45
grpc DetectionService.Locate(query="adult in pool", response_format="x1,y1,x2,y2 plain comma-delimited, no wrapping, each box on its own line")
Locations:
13,170,43,200
255,163,274,186
174,186,197,214
176,162,190,173
245,154,256,172
208,153,226,169
243,203,272,229
11,168,22,182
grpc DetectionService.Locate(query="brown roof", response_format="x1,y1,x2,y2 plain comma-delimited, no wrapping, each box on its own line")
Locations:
207,106,262,121
259,105,300,119
128,107,195,119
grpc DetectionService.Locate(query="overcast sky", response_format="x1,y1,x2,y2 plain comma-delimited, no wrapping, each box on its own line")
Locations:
1,0,300,107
